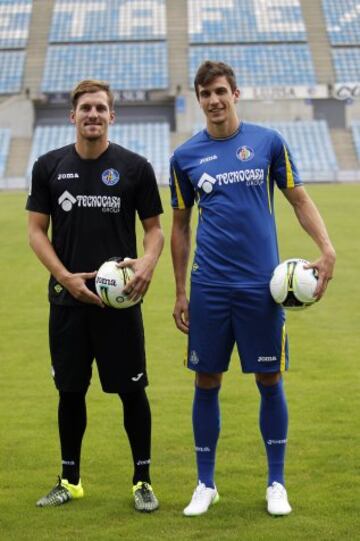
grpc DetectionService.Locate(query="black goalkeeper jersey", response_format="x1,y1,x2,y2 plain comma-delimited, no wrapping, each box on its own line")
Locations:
26,142,163,306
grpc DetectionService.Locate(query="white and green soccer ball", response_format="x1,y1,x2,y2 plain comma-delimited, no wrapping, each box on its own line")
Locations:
269,258,318,310
95,259,140,309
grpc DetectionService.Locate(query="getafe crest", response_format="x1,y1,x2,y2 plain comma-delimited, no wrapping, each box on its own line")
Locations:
101,168,120,186
236,146,254,162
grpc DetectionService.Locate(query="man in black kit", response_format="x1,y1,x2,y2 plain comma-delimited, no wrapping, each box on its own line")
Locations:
26,80,164,512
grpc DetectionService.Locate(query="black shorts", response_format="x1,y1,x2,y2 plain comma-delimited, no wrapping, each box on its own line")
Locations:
49,304,148,393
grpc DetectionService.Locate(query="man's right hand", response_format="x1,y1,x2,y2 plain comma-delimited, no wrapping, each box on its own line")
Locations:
61,271,104,307
173,293,189,334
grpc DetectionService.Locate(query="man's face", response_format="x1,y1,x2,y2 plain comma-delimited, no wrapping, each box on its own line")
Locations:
197,76,239,126
70,91,114,141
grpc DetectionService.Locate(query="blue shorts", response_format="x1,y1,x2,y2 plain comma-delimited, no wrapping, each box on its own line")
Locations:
187,282,289,374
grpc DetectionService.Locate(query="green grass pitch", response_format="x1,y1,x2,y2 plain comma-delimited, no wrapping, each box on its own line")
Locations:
0,184,359,540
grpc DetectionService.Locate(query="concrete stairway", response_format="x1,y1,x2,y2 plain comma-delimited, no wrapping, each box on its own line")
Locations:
301,0,334,84
23,0,55,99
166,0,189,95
5,137,32,178
331,128,359,170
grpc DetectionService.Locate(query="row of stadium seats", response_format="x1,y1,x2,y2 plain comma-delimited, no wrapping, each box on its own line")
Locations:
0,51,25,94
1,0,360,94
332,48,360,83
0,43,355,94
42,43,168,93
2,121,360,182
0,0,32,49
3,0,359,48
262,121,338,172
26,123,170,185
189,45,316,87
49,0,166,42
323,0,360,45
188,0,307,43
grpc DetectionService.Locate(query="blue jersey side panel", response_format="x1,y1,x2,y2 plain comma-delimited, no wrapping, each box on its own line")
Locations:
169,122,302,287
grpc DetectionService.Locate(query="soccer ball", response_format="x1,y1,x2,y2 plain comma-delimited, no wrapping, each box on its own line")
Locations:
269,258,318,310
95,259,140,309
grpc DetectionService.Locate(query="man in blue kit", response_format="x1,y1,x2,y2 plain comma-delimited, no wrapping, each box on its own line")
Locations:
170,61,336,517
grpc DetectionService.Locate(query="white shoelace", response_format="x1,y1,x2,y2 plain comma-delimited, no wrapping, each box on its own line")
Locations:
269,482,286,499
191,482,212,501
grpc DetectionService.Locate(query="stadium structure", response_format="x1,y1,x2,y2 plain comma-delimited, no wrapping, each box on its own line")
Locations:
0,0,359,188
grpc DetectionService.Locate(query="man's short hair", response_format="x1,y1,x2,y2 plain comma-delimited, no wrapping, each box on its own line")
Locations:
194,61,237,99
70,80,115,110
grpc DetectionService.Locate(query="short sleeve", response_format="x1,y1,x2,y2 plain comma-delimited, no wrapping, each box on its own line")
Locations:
25,158,51,214
270,131,302,190
135,160,163,220
169,153,195,209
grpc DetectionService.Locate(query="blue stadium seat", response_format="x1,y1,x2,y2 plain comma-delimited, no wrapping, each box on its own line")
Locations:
322,0,360,45
0,51,25,93
332,48,360,83
49,0,166,42
0,0,32,48
0,128,11,178
189,45,316,87
188,0,306,43
41,43,168,92
263,121,338,172
351,122,360,161
27,122,170,184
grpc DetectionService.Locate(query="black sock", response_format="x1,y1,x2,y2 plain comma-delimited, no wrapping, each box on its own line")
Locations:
119,389,152,485
58,391,87,485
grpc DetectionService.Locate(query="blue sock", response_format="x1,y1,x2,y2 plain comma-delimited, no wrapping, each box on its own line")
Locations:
257,379,288,487
192,385,221,489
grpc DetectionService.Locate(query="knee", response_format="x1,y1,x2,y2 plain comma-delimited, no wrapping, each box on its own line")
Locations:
195,372,222,389
255,372,282,386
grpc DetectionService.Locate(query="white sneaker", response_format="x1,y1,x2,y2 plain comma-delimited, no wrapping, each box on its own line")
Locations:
266,482,292,516
183,482,219,516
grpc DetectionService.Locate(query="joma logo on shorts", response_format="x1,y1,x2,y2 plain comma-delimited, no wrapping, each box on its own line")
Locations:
258,356,277,362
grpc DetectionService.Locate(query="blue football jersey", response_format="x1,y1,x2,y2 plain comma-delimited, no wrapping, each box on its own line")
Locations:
170,122,302,287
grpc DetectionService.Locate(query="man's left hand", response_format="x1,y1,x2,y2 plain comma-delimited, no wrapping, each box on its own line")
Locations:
305,249,336,299
116,255,156,301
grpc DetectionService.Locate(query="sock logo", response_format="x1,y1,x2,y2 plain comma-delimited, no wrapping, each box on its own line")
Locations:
267,439,287,445
131,372,143,382
195,446,211,452
136,459,151,466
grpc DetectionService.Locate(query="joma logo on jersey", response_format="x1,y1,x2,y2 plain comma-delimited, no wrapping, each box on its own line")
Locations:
57,173,79,180
199,154,218,165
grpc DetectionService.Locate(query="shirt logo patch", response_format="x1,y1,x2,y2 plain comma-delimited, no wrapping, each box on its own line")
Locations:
58,190,77,212
236,146,254,162
197,172,217,193
101,168,120,186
